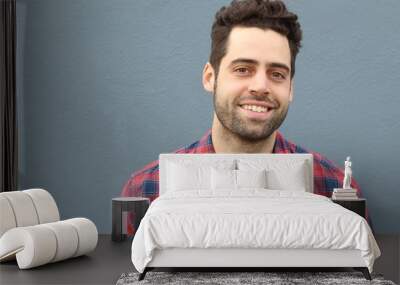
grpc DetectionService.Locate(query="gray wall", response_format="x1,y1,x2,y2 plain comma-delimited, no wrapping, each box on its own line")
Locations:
16,0,400,234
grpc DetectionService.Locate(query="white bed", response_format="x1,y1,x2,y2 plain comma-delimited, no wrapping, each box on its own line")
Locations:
131,154,381,280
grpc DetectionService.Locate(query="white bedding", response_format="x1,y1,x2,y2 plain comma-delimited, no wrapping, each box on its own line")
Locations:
131,190,381,273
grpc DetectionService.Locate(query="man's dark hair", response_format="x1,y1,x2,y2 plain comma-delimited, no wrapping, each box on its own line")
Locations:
209,0,302,78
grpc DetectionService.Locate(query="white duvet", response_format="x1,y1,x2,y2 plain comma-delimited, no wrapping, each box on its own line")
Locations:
131,190,381,273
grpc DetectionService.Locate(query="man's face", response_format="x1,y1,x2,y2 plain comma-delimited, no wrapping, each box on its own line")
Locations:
206,27,293,142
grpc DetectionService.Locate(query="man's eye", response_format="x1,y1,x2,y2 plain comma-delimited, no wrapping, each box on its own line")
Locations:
271,72,286,80
234,67,250,74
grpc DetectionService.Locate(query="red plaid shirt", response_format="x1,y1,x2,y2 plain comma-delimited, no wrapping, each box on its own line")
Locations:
121,129,363,233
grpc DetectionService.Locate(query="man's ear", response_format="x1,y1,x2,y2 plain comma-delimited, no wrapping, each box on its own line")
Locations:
202,62,215,93
289,80,294,102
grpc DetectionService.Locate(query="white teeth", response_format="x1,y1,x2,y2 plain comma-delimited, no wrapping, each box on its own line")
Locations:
242,104,268,113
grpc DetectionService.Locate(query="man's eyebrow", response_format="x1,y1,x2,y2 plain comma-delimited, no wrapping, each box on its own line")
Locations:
230,58,259,66
229,58,290,73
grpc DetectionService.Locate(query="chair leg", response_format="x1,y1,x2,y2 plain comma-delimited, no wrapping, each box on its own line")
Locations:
138,268,148,281
354,267,371,280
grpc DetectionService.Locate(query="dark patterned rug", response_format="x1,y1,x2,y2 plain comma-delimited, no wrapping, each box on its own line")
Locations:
116,271,397,285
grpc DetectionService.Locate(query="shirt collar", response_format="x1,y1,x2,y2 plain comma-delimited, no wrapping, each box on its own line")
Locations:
273,131,291,153
194,129,215,153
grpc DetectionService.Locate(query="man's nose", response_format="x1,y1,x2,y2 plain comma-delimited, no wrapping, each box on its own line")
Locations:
249,71,270,95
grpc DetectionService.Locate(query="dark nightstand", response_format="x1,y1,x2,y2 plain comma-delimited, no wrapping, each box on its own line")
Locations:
112,197,150,242
332,198,366,219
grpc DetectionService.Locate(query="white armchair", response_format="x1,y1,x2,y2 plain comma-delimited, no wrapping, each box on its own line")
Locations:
0,189,98,269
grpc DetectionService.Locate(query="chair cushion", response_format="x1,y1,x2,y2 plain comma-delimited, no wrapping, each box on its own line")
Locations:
0,218,97,269
23,189,60,224
0,189,60,238
0,196,16,237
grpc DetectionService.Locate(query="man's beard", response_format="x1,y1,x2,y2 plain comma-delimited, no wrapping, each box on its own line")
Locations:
213,86,289,142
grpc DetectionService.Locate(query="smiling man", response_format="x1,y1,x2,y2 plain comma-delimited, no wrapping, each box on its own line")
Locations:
121,0,363,234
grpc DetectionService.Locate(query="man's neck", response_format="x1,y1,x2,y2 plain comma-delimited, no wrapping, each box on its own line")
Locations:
211,118,277,154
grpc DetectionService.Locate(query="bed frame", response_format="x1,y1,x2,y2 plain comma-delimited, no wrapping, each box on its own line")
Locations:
138,154,372,281
140,248,371,280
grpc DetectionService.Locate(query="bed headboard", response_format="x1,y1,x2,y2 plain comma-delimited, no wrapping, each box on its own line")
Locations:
159,153,314,195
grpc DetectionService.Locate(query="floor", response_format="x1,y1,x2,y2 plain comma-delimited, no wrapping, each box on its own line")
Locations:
0,234,399,284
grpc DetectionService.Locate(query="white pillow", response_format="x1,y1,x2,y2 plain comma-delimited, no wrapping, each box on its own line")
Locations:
266,165,306,191
211,168,268,190
167,162,211,191
211,168,236,190
236,169,267,189
238,159,308,191
166,159,236,192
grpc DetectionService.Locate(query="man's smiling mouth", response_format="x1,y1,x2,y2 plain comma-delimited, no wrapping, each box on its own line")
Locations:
240,104,269,113
238,104,275,121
